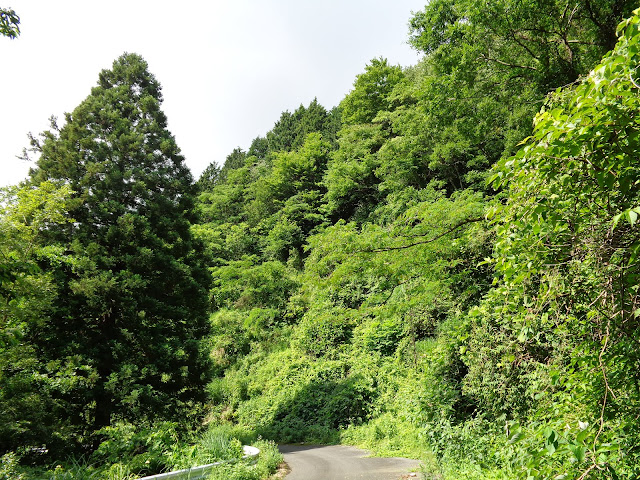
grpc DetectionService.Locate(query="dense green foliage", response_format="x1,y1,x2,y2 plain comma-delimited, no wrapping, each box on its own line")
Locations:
0,424,281,480
0,183,75,456
3,3,640,480
480,14,640,477
194,2,640,480
29,53,211,442
0,54,217,477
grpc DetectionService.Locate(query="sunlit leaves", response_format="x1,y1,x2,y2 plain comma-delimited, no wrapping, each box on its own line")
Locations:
482,9,640,477
341,58,404,126
299,187,489,357
0,182,81,454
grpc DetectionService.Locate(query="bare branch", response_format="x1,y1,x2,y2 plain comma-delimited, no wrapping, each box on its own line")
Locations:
358,217,483,253
479,54,537,71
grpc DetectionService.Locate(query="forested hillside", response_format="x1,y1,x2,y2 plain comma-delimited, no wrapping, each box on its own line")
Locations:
2,1,640,479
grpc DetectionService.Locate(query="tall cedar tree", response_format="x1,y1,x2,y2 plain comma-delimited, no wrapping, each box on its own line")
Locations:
29,53,211,440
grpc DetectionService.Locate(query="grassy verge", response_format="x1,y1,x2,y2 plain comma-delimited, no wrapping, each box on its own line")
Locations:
204,440,282,480
1,424,281,480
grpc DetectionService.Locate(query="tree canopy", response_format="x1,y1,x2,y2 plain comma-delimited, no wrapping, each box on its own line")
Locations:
4,3,640,479
14,53,211,453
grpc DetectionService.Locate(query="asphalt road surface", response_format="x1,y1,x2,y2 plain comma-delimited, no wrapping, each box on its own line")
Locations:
280,444,421,480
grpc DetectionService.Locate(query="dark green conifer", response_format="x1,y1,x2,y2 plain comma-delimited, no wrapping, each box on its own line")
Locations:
29,53,211,439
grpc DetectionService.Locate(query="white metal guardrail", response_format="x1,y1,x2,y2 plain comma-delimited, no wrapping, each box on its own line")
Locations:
137,445,260,480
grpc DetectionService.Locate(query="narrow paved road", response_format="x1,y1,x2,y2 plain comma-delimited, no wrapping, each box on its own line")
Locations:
279,444,421,480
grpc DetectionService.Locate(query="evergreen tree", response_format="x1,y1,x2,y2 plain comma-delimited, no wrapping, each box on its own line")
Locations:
28,53,211,442
196,162,221,192
217,147,247,183
266,98,338,153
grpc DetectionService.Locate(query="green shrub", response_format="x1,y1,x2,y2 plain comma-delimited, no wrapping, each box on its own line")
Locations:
205,440,282,480
355,316,404,356
170,425,247,469
0,452,25,480
293,307,355,357
90,421,180,475
341,414,428,459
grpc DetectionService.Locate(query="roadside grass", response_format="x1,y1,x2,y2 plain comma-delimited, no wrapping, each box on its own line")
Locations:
3,424,278,480
340,415,428,459
204,440,282,480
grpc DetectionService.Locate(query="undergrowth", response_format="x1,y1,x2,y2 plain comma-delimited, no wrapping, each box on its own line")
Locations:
4,424,279,480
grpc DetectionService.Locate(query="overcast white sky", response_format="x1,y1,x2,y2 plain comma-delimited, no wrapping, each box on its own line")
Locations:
1,1,425,187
